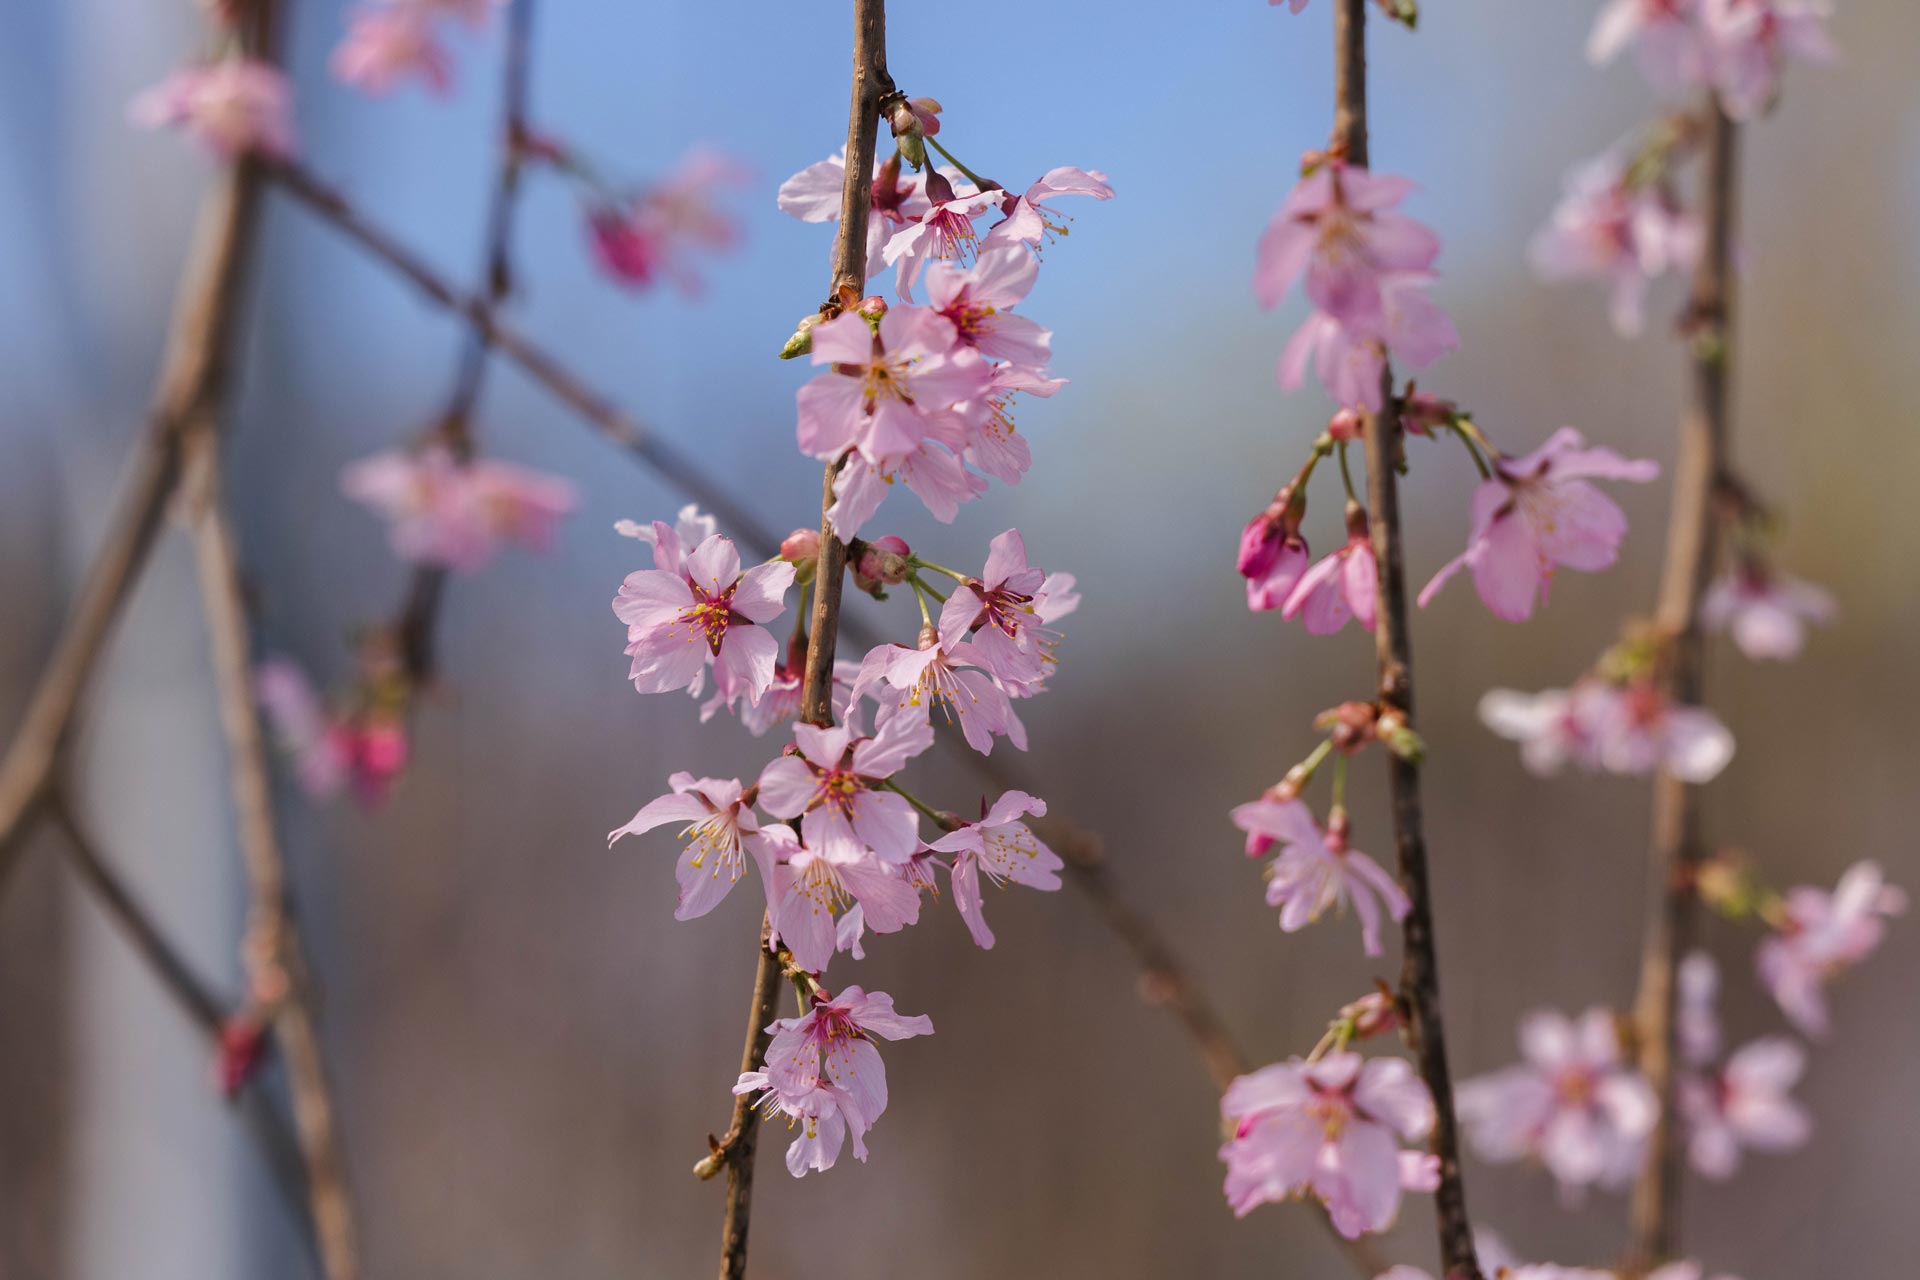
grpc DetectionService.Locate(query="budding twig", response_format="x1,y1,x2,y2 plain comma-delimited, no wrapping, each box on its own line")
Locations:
1335,2,1481,1275
1626,102,1740,1273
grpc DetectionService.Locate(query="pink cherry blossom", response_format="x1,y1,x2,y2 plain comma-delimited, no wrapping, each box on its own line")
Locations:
1531,152,1702,337
731,1067,870,1177
1701,567,1835,660
614,503,717,573
1219,1052,1436,1237
612,532,795,700
849,630,1027,757
130,58,296,160
1279,273,1457,410
1478,680,1734,783
1456,1007,1658,1197
756,705,934,868
779,149,932,280
1588,0,1710,90
1702,0,1837,121
750,821,921,975
255,658,408,807
980,166,1115,255
342,446,576,572
937,530,1065,692
331,7,452,95
1232,798,1409,957
959,362,1062,487
587,148,747,295
924,791,1063,948
1269,0,1311,10
1419,427,1659,622
1677,949,1723,1067
1680,1036,1810,1178
1282,511,1378,635
1756,860,1906,1037
764,987,931,1159
1239,500,1311,612
882,172,1003,300
796,308,992,538
923,247,1052,370
607,772,765,921
1255,161,1441,327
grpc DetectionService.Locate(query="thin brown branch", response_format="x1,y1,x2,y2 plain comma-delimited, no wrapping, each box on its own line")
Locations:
391,0,538,685
1627,102,1739,1273
1336,3,1480,1276
185,429,362,1280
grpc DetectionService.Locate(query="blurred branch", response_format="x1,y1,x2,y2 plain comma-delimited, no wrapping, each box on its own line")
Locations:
391,0,539,686
185,428,361,1280
1337,2,1481,1276
1627,103,1740,1273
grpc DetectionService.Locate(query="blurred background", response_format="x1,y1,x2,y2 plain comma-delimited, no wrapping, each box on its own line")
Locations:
3,1,1916,1276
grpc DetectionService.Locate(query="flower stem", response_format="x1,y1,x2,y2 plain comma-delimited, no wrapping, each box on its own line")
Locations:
908,555,969,583
884,778,952,830
925,136,995,192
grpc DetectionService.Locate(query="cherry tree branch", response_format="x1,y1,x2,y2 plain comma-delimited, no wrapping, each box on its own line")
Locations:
1336,3,1480,1276
1627,102,1739,1272
392,0,537,684
184,428,362,1280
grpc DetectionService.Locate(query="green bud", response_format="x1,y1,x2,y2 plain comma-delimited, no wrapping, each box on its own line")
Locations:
778,313,820,360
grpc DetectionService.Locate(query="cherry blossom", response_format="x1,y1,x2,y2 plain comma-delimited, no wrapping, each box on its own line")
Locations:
255,657,409,806
1701,0,1837,121
731,1068,870,1177
959,362,1062,487
1418,427,1659,622
1219,1052,1436,1237
923,248,1052,370
849,630,1027,756
612,531,795,700
614,503,717,572
130,58,296,160
756,705,934,867
765,986,932,1126
1278,273,1457,411
1255,161,1441,328
1281,509,1378,635
1680,1036,1811,1178
607,773,767,921
1269,0,1311,10
587,148,748,295
980,166,1116,255
1456,1007,1658,1197
882,172,1002,301
779,149,931,280
1701,567,1835,660
1588,0,1710,90
937,530,1058,689
331,7,452,95
924,790,1063,948
1531,152,1702,337
1756,860,1906,1037
343,446,577,572
1478,680,1734,783
1232,798,1409,957
751,822,921,975
1239,498,1311,612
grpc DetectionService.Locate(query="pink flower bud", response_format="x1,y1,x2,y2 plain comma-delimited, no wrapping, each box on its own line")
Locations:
924,170,958,205
781,528,822,563
1400,388,1454,436
1327,408,1364,441
216,1016,269,1098
856,535,912,586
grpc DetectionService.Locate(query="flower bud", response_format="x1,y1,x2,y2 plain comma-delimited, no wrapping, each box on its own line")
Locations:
1315,700,1379,754
781,528,822,563
1327,408,1364,441
924,170,958,206
1374,0,1418,29
856,295,888,321
1340,986,1403,1040
778,312,820,360
1400,386,1455,436
856,535,912,587
215,1016,269,1098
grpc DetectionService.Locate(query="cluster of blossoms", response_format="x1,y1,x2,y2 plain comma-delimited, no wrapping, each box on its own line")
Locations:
256,649,410,806
132,54,296,161
342,445,577,572
331,0,504,96
1589,0,1836,120
550,143,750,297
612,94,1102,1176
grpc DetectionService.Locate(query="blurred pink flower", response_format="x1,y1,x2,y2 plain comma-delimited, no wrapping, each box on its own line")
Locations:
1239,500,1311,613
1756,860,1905,1037
1219,1052,1436,1237
1279,273,1457,410
1255,161,1441,328
1478,680,1734,783
1588,0,1711,89
1282,514,1378,635
343,446,576,572
1419,427,1658,621
331,7,452,95
588,148,748,295
1232,798,1409,957
1456,1007,1658,1197
1531,152,1701,336
924,790,1063,948
1680,1036,1810,1178
1702,0,1837,120
612,532,795,700
130,58,295,160
1701,567,1835,660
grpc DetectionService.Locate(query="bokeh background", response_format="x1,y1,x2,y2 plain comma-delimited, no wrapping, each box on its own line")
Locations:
3,1,1917,1277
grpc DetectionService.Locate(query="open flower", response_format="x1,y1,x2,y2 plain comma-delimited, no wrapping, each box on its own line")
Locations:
1479,680,1734,783
1756,860,1905,1037
981,166,1115,254
1256,160,1441,327
937,529,1061,689
756,705,934,866
1531,151,1701,336
1702,0,1837,121
343,446,576,572
764,986,933,1148
1456,1007,1658,1198
882,172,1003,300
923,247,1052,370
925,791,1063,948
607,773,765,921
1279,273,1456,411
331,6,452,95
959,362,1063,487
1419,427,1658,622
1282,507,1378,635
1232,798,1409,957
1219,1052,1436,1237
587,147,747,295
130,58,296,160
850,629,1027,757
1680,1036,1811,1178
779,149,931,280
1701,567,1835,660
752,823,921,975
1588,0,1710,90
731,1068,870,1177
612,532,795,700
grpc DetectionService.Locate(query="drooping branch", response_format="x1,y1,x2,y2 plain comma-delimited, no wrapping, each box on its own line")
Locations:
392,0,538,684
1336,3,1480,1276
184,429,362,1280
1627,102,1740,1273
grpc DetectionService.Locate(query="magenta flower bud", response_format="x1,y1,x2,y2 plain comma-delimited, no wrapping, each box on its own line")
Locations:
781,528,822,563
1239,494,1311,613
1327,408,1364,441
924,170,958,206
